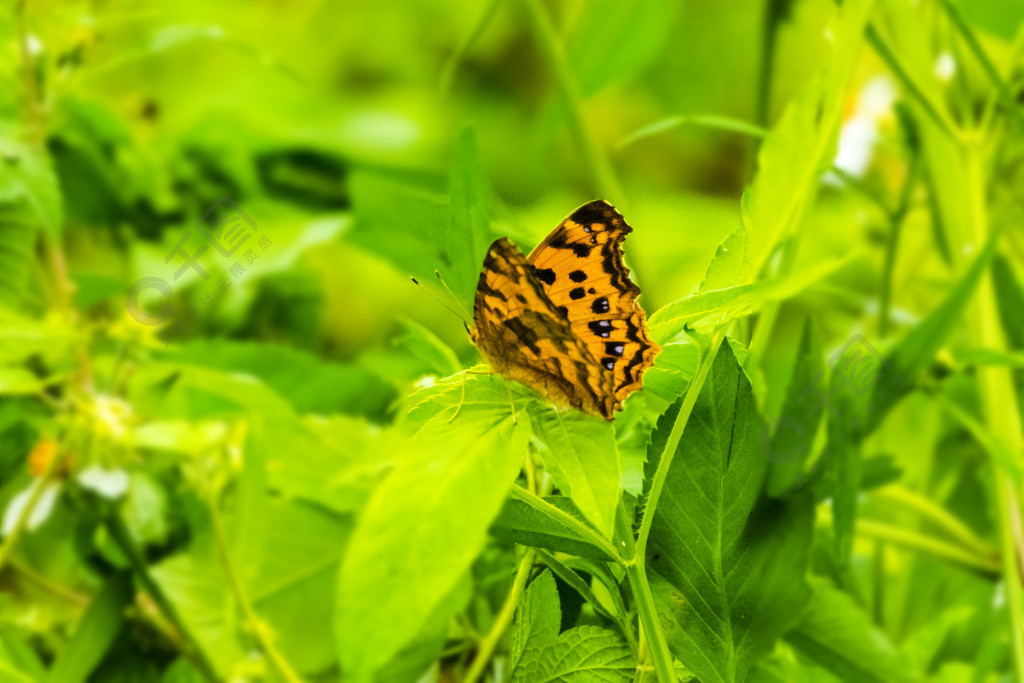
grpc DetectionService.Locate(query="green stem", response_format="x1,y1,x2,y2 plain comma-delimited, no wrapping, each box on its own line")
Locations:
879,155,922,338
962,140,1024,679
465,548,536,683
9,558,88,605
508,486,623,563
439,0,503,93
872,486,998,558
817,508,1000,574
979,23,1024,138
102,506,220,683
624,561,675,683
938,0,1024,131
207,493,304,683
866,25,961,141
520,0,624,206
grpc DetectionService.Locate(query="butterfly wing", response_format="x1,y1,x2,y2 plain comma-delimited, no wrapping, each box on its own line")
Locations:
526,200,660,417
472,238,613,417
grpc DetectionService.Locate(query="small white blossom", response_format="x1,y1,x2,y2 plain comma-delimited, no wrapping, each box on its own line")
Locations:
2,480,61,535
77,465,129,499
935,52,956,83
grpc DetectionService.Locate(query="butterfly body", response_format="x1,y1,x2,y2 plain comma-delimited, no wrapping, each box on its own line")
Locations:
470,200,659,420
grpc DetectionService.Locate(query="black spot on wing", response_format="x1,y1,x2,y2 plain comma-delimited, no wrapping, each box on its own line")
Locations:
569,287,585,300
601,357,616,371
605,342,624,357
515,293,527,303
534,267,556,285
557,305,569,319
589,320,612,338
569,270,587,282
550,231,593,258
591,297,609,314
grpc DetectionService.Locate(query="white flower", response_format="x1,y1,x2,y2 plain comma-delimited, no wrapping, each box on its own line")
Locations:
77,465,129,499
2,480,61,536
935,52,956,83
828,76,897,181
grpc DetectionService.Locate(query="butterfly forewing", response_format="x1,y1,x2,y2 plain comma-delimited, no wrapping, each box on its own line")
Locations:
471,201,660,420
526,200,660,416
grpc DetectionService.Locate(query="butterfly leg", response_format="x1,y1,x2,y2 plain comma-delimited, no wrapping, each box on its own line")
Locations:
448,371,469,423
448,367,494,423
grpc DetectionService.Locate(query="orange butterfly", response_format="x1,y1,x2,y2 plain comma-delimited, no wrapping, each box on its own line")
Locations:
469,200,660,420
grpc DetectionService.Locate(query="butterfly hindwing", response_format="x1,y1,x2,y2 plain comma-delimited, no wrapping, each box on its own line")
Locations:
473,238,609,415
471,201,660,420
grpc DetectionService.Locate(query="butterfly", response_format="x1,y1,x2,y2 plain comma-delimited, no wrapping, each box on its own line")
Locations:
469,200,660,420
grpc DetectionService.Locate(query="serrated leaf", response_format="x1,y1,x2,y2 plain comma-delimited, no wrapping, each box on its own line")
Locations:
336,401,530,682
699,227,746,294
511,570,561,673
514,625,633,683
0,137,63,236
647,343,814,682
741,0,874,280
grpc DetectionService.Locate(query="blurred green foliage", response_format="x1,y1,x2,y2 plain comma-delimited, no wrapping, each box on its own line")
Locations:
2,0,1024,682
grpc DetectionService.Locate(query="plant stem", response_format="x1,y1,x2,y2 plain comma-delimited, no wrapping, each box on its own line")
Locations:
102,505,221,682
962,139,1024,679
520,0,624,206
439,0,503,93
879,155,922,338
623,561,675,683
937,0,1024,131
9,558,88,605
207,493,304,683
465,548,536,683
629,330,725,683
865,24,961,142
872,486,998,558
817,508,1000,574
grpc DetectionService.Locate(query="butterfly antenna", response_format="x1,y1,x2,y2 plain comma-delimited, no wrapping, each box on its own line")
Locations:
435,270,472,319
410,275,471,326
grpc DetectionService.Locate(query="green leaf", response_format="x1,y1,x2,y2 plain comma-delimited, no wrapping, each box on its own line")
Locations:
447,125,492,309
0,367,43,395
641,340,699,402
513,625,634,683
492,496,611,560
647,343,814,682
741,0,874,280
785,579,918,683
649,250,855,343
336,402,530,682
47,573,132,683
699,227,746,295
510,570,561,674
394,318,461,378
152,501,352,676
766,319,824,497
160,340,397,418
0,633,46,683
531,409,620,538
567,0,678,96
0,137,63,237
